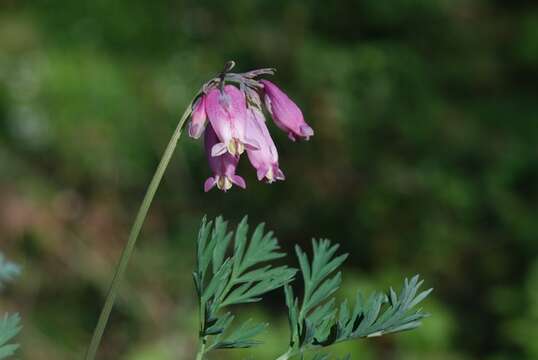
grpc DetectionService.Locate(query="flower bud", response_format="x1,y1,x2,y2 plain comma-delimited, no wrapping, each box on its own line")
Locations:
188,95,207,139
260,80,314,141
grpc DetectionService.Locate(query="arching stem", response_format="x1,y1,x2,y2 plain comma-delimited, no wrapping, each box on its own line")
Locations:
85,98,195,360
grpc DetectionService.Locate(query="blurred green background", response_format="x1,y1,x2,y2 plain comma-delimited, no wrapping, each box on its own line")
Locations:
1,0,538,359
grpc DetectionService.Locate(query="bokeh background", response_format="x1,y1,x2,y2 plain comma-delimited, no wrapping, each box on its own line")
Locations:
1,0,538,359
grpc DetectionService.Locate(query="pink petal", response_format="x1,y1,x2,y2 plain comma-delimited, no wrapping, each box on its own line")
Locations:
231,175,247,189
204,177,217,192
275,167,286,180
188,96,207,139
211,142,228,157
256,166,268,181
299,124,314,139
260,79,314,141
243,137,260,151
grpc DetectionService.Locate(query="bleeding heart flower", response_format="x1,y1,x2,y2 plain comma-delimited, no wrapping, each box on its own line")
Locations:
190,63,313,191
203,125,246,192
245,107,285,183
205,85,259,157
260,80,314,141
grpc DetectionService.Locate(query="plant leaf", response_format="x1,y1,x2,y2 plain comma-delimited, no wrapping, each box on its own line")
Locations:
194,216,296,352
213,319,268,349
0,313,21,359
283,239,432,355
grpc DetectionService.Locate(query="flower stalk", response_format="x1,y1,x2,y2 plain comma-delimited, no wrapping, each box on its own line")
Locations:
85,61,315,359
84,99,194,360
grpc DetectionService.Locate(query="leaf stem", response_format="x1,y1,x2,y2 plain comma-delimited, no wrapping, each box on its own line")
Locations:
195,336,207,360
216,270,239,310
85,98,194,360
275,348,294,360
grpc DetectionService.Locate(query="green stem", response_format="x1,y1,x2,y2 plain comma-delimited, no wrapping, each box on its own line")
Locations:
85,100,194,360
195,337,207,360
275,348,294,360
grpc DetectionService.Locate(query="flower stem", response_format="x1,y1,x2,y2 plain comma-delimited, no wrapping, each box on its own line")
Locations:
85,100,194,360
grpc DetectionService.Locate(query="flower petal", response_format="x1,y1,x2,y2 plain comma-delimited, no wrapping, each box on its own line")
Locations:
260,79,314,141
204,177,217,192
188,95,207,139
211,142,228,157
231,175,247,189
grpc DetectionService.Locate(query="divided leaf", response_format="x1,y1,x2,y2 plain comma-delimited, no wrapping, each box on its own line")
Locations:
212,319,268,349
284,239,432,356
286,239,347,349
194,216,297,352
192,218,432,359
0,253,21,359
0,313,21,359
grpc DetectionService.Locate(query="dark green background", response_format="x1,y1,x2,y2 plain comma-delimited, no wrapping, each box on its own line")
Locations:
1,0,538,359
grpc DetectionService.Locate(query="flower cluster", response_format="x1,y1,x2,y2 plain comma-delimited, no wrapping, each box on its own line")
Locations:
188,62,314,192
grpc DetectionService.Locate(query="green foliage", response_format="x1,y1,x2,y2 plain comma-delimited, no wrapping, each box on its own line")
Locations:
0,314,21,359
192,221,431,359
284,240,432,359
0,253,21,359
193,216,297,354
2,0,537,357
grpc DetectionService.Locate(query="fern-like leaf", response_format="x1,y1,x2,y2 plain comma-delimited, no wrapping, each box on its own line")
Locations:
283,239,432,357
212,319,268,349
0,253,21,359
194,216,297,353
330,275,433,343
0,313,21,359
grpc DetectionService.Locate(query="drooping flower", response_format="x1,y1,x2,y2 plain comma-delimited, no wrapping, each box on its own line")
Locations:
188,95,207,139
203,125,246,192
245,107,285,182
260,80,314,141
186,62,314,191
205,85,259,157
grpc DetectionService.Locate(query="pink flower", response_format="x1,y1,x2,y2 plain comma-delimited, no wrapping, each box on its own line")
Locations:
203,125,246,192
188,95,207,139
260,80,314,141
190,63,315,191
245,107,285,182
205,85,259,157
